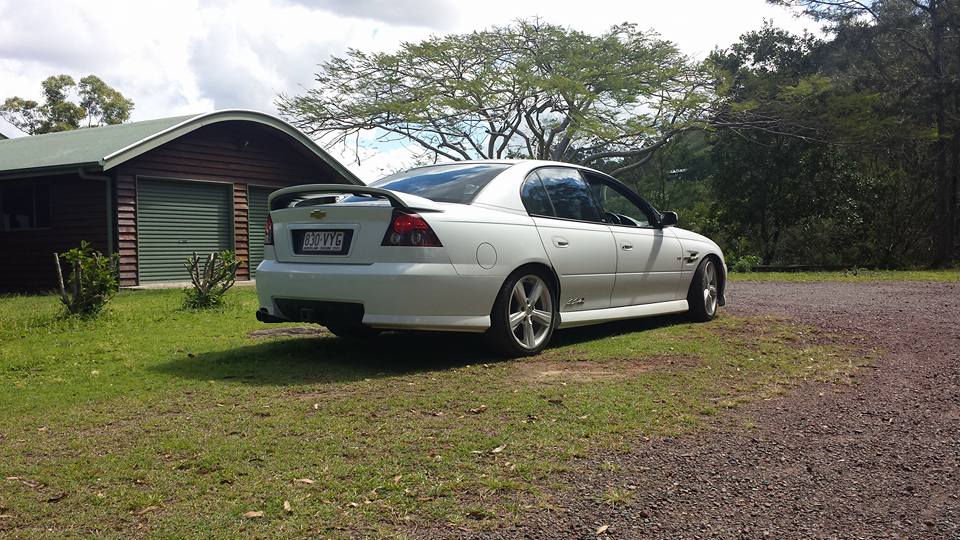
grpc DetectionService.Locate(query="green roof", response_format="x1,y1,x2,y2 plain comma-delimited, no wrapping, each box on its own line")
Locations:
0,116,193,174
0,110,361,184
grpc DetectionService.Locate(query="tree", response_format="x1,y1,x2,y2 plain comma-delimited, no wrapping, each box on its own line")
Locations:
78,76,136,127
1,75,134,135
278,19,708,175
771,0,959,265
705,25,871,265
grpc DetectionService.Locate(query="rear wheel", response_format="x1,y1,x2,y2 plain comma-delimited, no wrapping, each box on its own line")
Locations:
687,258,720,322
486,270,557,357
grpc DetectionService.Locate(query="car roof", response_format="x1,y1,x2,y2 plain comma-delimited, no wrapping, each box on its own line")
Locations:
397,159,601,173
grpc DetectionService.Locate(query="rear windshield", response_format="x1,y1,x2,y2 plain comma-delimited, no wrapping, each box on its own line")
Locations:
365,163,510,204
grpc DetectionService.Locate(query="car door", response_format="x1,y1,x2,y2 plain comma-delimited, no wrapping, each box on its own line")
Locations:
583,173,685,306
520,167,617,312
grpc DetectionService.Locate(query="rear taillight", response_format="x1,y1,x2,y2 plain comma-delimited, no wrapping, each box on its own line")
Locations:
381,209,442,247
264,214,274,245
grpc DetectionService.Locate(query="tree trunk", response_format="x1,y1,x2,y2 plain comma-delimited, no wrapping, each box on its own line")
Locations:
931,0,955,266
951,76,960,263
953,8,960,262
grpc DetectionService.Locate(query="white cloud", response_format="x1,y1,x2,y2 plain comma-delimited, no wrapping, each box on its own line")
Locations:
0,0,210,119
0,0,816,174
445,1,815,58
185,0,433,112
281,0,458,28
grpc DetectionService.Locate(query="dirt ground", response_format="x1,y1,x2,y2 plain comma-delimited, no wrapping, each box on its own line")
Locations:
436,280,960,539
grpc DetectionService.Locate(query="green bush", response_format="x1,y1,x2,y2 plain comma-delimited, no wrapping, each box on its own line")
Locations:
729,254,762,273
53,240,120,317
183,250,240,309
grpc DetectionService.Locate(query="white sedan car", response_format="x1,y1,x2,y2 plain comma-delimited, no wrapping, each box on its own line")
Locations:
255,160,725,356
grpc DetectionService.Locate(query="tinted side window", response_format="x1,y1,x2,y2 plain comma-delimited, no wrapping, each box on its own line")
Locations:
582,172,659,228
520,176,554,216
536,168,603,222
591,183,653,228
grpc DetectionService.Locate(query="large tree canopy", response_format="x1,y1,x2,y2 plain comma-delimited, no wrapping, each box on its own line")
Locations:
278,20,708,175
1,75,134,135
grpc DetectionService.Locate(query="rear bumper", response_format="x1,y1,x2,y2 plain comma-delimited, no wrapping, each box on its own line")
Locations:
255,259,501,332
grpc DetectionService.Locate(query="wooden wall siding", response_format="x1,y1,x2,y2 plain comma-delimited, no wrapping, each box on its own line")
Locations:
0,176,107,292
115,174,138,286
114,121,343,188
233,183,250,280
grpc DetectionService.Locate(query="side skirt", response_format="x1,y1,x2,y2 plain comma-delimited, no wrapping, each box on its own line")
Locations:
363,314,491,333
557,300,689,329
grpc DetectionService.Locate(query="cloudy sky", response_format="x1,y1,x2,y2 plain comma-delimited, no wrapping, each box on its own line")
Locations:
0,0,815,179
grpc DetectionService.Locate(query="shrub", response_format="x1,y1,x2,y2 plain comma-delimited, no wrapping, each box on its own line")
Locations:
729,254,762,273
53,240,120,317
183,250,240,309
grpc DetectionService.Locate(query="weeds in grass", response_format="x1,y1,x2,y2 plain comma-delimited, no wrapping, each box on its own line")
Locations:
601,488,635,506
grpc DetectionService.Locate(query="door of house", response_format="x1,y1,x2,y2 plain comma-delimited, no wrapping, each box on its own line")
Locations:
137,178,232,283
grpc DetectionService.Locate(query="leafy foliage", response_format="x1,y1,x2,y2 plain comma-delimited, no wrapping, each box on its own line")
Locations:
637,13,956,269
53,240,120,317
182,251,240,309
1,74,134,135
768,0,960,265
278,19,708,175
729,255,763,273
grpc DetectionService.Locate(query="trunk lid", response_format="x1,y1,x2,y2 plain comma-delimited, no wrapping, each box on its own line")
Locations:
268,185,448,265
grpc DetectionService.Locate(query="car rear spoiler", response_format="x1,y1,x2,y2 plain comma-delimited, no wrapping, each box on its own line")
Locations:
268,184,444,213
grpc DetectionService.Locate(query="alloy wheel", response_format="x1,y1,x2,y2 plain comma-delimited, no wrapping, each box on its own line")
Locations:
702,260,719,317
508,275,554,350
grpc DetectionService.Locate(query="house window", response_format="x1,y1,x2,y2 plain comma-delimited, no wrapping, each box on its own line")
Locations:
0,183,51,231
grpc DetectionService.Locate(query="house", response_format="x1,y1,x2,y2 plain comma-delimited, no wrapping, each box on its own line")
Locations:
0,110,361,291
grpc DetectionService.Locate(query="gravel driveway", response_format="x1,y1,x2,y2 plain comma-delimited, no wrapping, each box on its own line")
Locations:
459,280,960,539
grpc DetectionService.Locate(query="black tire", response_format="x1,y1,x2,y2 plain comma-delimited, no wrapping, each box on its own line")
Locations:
687,258,721,322
325,324,380,339
485,268,558,357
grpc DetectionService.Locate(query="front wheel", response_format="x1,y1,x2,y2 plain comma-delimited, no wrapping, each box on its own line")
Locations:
687,258,720,322
486,270,557,357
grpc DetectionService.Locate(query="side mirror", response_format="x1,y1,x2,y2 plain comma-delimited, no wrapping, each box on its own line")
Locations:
659,211,678,227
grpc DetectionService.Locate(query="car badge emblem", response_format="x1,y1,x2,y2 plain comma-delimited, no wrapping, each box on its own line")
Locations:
310,210,327,219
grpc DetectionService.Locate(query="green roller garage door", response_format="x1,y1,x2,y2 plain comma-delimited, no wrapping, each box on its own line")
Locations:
247,186,273,278
138,179,232,283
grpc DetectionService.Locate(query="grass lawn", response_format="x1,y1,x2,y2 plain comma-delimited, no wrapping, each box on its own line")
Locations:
729,268,959,283
0,287,865,538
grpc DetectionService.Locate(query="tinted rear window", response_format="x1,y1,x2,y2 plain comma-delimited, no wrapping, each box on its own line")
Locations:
535,167,603,222
367,164,509,204
520,176,554,216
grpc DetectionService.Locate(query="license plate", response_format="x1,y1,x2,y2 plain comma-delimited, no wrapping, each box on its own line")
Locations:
301,230,347,253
